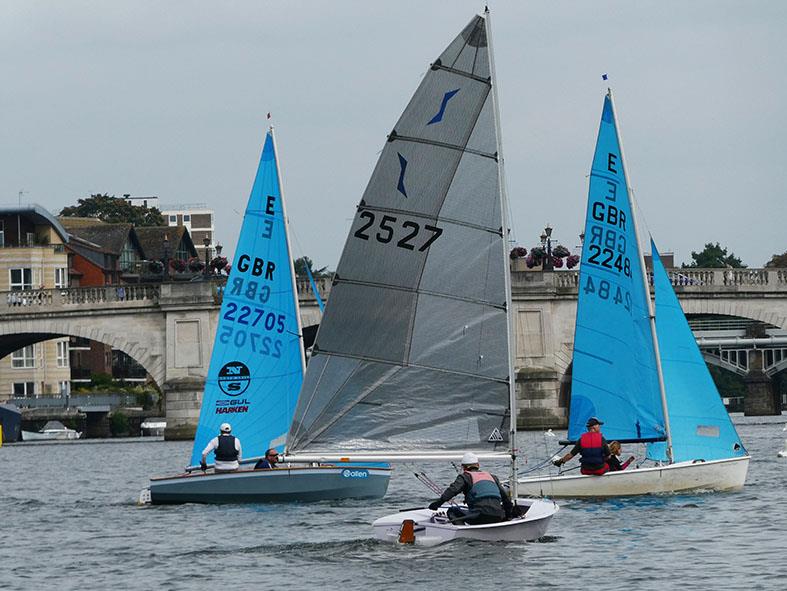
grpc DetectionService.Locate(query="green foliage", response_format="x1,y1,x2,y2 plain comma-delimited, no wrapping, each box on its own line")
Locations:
765,252,787,268
60,193,164,226
134,390,155,411
90,372,114,388
109,411,130,436
682,243,745,269
293,256,328,278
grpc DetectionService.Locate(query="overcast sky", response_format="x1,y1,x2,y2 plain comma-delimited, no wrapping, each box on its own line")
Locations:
2,1,785,268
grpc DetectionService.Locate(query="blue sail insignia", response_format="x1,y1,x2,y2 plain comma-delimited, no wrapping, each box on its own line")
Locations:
427,88,460,124
190,130,304,466
568,94,665,443
396,152,408,197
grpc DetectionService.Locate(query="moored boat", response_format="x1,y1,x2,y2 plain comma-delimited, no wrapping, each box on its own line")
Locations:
22,420,81,441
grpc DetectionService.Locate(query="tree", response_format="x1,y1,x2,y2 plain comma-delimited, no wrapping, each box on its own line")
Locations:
293,256,328,278
60,193,164,226
682,243,745,269
765,251,787,268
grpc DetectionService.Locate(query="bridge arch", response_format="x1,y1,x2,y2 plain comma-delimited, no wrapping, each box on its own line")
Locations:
0,316,165,386
682,300,787,330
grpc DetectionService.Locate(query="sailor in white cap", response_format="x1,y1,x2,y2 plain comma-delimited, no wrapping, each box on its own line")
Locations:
427,451,513,524
200,422,243,473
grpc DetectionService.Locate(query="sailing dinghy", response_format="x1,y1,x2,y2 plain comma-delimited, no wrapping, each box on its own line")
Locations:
284,10,558,544
144,128,390,504
517,91,750,498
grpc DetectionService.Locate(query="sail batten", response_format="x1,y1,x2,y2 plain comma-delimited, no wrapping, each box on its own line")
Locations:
288,14,509,454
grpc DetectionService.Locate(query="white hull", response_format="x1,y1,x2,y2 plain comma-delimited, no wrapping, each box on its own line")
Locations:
21,429,81,441
517,456,750,498
372,498,558,546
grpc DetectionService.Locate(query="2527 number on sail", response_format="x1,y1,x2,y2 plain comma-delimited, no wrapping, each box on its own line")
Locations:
353,211,442,252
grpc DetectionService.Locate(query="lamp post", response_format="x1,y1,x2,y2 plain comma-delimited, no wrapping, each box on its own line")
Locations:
203,236,211,277
163,233,170,281
540,224,553,271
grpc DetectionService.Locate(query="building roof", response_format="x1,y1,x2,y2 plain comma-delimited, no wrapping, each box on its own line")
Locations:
60,219,135,255
0,204,70,243
135,226,197,260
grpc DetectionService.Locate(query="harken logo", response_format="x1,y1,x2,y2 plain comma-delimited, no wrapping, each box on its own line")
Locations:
218,361,251,396
341,469,369,479
487,428,504,442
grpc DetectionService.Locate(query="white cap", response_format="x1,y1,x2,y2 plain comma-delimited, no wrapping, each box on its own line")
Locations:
220,423,232,433
461,452,479,465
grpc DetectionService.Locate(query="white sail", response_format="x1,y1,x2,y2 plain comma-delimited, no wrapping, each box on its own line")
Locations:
288,14,510,456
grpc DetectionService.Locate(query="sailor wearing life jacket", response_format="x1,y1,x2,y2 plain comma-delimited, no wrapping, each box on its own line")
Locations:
428,452,514,525
200,423,243,473
553,417,611,475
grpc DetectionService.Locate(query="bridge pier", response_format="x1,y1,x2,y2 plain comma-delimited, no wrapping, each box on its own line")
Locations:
163,378,204,440
517,367,566,429
744,350,780,415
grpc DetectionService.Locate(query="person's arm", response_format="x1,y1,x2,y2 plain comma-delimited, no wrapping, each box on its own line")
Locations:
620,456,635,470
495,476,514,518
236,439,242,462
555,443,581,466
201,437,218,462
429,474,468,509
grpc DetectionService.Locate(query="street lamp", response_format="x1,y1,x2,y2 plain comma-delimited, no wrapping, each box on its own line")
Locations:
541,224,554,271
203,236,211,277
163,233,170,281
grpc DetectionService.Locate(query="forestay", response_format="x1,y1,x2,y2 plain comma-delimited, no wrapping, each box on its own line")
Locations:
568,95,665,443
288,15,510,455
190,130,304,466
647,243,747,462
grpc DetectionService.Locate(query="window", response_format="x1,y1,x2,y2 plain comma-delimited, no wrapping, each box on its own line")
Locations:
169,215,177,224
11,345,36,368
54,267,68,288
57,341,69,368
183,214,191,222
120,238,137,271
26,232,35,246
13,382,35,397
58,381,70,396
9,268,33,290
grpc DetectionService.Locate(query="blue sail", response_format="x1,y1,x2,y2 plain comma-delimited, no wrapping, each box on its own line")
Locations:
569,95,665,442
304,263,324,313
647,242,747,462
190,130,304,466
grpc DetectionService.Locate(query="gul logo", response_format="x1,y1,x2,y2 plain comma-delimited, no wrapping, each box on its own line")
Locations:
341,469,369,479
218,361,251,396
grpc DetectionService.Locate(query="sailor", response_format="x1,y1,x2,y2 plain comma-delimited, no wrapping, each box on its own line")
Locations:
254,448,280,470
427,452,513,525
200,423,242,473
606,440,635,471
553,416,610,475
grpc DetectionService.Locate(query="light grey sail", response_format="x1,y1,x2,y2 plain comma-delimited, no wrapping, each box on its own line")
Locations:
288,15,509,455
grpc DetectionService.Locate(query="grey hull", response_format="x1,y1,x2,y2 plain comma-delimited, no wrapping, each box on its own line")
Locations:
149,465,391,505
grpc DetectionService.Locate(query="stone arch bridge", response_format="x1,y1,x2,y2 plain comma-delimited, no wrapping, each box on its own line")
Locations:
2,269,786,437
0,280,322,439
513,266,787,428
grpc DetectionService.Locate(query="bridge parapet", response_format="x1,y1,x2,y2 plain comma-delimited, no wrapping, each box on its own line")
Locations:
3,284,160,315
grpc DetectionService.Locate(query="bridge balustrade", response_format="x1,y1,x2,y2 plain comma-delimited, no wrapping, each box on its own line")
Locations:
3,284,160,313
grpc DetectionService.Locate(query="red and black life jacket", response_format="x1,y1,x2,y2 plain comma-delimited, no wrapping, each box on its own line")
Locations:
579,431,608,474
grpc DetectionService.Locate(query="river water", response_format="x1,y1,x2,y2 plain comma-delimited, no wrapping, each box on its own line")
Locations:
2,415,786,591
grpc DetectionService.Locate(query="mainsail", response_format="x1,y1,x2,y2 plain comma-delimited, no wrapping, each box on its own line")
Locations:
288,14,510,455
647,242,747,462
190,130,304,466
568,94,666,443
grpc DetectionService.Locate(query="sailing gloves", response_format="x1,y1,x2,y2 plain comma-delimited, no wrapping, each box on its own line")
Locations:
428,500,443,511
552,458,563,467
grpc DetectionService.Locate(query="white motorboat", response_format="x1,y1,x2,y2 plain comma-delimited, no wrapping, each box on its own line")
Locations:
140,417,166,437
373,498,559,547
22,420,81,441
516,91,750,498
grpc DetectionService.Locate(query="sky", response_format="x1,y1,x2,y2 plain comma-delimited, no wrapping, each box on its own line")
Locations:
1,1,785,269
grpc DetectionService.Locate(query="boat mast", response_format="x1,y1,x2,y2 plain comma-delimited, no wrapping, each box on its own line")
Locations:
484,7,518,497
607,89,674,463
270,125,307,380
